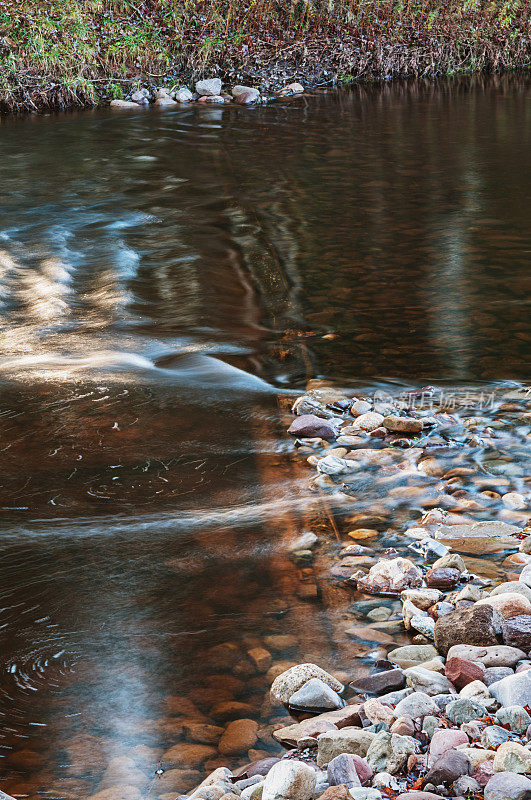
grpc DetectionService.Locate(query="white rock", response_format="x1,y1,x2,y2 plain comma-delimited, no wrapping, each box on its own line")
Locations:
446,644,526,667
357,558,423,595
289,678,343,710
519,564,531,587
459,680,498,711
347,412,384,432
394,691,438,719
195,78,222,96
489,670,531,708
316,728,376,767
270,663,343,704
404,667,455,696
502,492,527,510
262,760,316,800
401,588,443,609
175,86,194,102
491,581,531,603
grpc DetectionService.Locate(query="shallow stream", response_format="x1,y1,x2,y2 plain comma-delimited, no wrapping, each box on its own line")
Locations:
0,75,529,798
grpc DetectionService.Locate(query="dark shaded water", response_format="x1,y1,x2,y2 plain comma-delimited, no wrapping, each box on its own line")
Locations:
0,75,529,797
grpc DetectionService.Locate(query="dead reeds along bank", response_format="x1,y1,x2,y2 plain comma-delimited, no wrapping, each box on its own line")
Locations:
0,0,530,112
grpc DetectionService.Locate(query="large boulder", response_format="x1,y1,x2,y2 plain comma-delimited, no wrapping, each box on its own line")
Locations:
434,605,503,656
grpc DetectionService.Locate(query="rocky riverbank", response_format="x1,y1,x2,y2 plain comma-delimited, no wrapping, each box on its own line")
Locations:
108,79,304,109
142,384,531,800
1,0,530,114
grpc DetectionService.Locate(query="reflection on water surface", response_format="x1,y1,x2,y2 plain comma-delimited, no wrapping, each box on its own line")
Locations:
0,75,529,797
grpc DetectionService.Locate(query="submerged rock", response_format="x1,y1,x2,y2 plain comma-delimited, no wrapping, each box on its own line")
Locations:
434,521,521,555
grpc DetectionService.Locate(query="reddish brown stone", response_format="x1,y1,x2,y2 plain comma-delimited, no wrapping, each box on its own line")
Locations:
425,567,461,590
444,656,485,689
316,786,351,800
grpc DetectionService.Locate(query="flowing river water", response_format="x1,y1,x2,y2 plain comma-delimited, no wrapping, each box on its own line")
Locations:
0,75,529,798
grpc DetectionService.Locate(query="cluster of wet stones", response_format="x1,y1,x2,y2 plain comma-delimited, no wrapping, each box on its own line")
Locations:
110,79,304,109
3,383,530,800
251,383,529,800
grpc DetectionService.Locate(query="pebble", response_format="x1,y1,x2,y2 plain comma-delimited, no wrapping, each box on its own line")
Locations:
495,705,531,733
445,697,487,725
357,558,423,595
195,78,222,96
262,760,316,800
492,740,531,773
289,414,339,439
382,416,423,433
434,605,504,655
484,772,531,800
289,678,344,711
270,663,343,704
489,669,531,707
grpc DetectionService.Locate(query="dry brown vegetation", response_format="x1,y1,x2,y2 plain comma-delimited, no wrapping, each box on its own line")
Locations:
0,0,530,112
